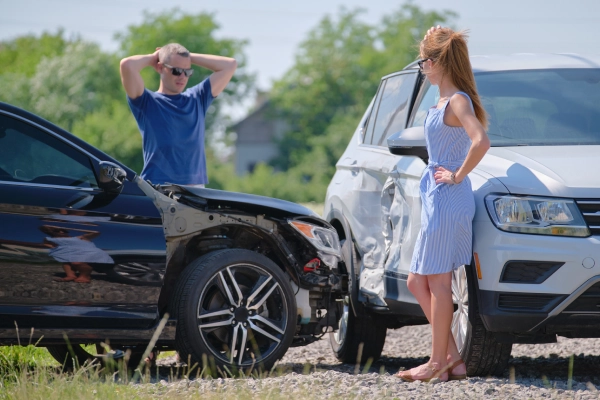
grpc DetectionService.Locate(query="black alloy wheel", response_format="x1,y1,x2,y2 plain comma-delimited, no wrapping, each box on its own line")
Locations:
173,249,296,372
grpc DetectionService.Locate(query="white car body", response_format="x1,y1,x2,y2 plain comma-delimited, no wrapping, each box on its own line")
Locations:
325,54,600,375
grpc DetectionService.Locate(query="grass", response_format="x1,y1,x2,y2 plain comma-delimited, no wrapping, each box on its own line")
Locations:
1,345,599,400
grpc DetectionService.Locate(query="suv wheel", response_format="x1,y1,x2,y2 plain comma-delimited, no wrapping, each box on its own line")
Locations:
173,249,296,372
451,265,512,376
329,240,386,364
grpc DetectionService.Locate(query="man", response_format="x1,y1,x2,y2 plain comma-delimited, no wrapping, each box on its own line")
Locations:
120,43,237,187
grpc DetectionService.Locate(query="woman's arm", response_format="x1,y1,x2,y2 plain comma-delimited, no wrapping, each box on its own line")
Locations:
435,94,490,184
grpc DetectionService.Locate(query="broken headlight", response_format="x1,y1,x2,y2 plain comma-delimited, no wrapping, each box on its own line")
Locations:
289,221,342,267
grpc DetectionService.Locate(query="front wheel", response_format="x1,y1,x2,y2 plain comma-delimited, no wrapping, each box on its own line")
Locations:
329,240,386,364
329,295,387,364
451,265,512,376
173,249,297,372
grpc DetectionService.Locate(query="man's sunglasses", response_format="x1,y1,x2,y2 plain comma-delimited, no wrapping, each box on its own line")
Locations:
417,58,433,70
163,63,194,77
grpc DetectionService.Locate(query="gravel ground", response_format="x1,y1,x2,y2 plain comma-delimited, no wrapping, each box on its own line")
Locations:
147,324,600,399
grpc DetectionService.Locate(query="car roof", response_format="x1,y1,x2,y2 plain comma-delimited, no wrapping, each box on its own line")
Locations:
399,53,600,75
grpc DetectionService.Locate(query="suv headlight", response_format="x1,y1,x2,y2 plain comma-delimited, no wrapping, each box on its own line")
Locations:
289,221,342,266
485,194,590,237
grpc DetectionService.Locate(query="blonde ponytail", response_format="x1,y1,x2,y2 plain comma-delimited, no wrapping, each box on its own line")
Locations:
420,28,488,130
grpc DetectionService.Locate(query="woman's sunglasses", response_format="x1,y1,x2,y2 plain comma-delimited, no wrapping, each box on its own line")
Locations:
417,58,433,70
163,63,194,77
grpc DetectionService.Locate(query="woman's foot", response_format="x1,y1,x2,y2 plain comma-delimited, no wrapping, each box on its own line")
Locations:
53,275,77,282
396,362,448,383
447,358,467,381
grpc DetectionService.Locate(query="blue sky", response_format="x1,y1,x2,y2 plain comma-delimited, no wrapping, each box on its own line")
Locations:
2,0,598,92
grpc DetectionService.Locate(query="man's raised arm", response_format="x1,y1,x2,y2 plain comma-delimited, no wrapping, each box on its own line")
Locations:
190,54,237,97
119,50,159,99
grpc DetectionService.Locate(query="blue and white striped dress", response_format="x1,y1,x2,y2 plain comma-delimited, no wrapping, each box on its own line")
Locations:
410,91,475,275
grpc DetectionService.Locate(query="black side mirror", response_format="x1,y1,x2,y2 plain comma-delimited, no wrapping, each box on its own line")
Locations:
98,161,126,193
387,126,429,163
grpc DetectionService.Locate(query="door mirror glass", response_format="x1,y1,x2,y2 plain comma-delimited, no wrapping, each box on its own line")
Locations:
98,161,126,193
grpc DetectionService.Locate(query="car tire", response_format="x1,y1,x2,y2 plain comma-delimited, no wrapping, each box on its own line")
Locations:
46,344,98,371
172,248,297,373
451,264,512,377
47,344,148,371
329,240,386,364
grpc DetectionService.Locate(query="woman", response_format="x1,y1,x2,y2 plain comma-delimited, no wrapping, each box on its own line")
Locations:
397,26,490,382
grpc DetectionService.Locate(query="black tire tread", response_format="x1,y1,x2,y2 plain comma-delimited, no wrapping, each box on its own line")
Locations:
334,313,387,364
331,239,387,364
462,265,512,377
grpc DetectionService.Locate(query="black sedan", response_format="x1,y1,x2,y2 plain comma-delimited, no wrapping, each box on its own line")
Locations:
0,101,344,371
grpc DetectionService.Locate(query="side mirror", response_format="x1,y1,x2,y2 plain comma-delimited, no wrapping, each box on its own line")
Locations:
387,127,429,163
98,161,126,193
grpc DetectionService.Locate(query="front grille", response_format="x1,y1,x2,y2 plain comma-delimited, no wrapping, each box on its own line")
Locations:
564,282,600,313
500,261,564,284
498,293,563,311
576,199,600,236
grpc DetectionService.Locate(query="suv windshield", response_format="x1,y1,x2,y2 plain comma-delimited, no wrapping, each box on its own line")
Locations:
413,68,600,146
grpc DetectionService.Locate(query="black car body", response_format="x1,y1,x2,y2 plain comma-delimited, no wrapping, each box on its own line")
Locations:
0,102,343,370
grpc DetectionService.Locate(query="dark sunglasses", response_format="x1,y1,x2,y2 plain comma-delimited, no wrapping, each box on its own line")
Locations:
163,63,194,77
417,58,433,70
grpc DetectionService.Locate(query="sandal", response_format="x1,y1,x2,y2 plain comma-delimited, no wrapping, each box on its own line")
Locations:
396,362,448,383
447,359,467,381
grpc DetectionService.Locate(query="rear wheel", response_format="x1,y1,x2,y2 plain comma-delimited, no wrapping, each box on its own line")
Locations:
173,249,297,372
451,265,512,376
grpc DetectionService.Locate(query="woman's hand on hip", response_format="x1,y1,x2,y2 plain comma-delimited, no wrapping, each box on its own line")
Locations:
434,166,460,184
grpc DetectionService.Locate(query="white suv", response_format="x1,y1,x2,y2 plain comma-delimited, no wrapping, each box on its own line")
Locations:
324,54,600,376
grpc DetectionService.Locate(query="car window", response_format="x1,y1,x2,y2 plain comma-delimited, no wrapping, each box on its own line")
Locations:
413,69,600,146
411,81,438,128
369,73,418,146
362,80,386,145
0,115,98,188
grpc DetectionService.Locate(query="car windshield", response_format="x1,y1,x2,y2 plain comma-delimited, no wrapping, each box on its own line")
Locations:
476,69,600,146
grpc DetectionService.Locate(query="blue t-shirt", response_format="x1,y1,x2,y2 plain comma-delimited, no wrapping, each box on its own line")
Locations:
127,78,214,185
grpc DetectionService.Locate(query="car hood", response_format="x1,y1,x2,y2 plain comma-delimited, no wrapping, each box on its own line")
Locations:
476,146,600,198
173,186,318,218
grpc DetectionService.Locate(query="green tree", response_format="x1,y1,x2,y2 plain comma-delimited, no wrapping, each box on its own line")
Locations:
116,8,254,133
268,8,376,170
253,4,456,202
0,30,69,77
71,100,144,172
219,3,456,202
29,42,122,130
0,30,71,111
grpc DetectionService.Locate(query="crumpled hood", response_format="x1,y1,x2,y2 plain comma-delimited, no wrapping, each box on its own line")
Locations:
476,146,600,198
173,186,318,218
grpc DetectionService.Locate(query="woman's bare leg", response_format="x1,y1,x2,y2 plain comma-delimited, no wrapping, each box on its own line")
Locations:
71,262,93,283
406,272,465,376
427,272,454,372
54,264,77,282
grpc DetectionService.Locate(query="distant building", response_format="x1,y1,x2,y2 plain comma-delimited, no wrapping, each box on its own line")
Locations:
231,95,288,175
